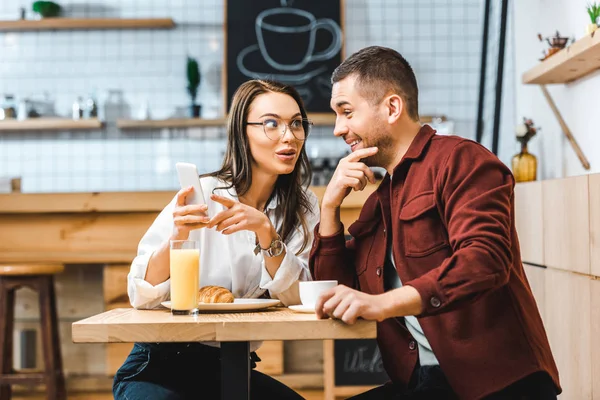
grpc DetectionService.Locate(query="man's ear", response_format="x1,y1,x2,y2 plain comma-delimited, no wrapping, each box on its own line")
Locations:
385,94,403,124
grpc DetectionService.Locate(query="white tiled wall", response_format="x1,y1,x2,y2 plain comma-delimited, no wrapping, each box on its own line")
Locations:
0,0,486,193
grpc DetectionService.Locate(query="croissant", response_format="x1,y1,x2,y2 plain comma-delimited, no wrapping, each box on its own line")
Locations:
198,285,234,304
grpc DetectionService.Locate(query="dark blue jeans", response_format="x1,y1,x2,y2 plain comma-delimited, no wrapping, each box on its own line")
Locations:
113,343,303,400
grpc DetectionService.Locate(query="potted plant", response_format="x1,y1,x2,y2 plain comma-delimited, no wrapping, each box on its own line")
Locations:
32,1,62,18
586,2,600,34
186,56,201,118
511,118,540,183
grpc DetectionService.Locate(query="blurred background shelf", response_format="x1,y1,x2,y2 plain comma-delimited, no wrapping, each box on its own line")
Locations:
0,18,175,32
0,118,103,131
522,32,600,84
117,118,228,129
117,114,446,129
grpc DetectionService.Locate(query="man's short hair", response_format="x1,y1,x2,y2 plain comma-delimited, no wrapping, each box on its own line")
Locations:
331,46,419,121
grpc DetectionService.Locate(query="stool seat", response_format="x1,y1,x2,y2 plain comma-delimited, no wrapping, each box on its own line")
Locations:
0,264,64,276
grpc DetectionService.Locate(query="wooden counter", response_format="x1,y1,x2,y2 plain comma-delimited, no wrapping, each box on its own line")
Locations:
514,174,600,399
0,185,376,264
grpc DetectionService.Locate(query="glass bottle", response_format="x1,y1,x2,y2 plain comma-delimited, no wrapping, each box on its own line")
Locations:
511,143,537,182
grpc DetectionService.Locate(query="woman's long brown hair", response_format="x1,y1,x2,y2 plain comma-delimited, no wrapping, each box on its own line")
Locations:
203,80,313,254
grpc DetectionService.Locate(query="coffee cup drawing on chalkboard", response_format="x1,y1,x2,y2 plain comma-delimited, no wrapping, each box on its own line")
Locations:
236,1,342,86
257,8,341,71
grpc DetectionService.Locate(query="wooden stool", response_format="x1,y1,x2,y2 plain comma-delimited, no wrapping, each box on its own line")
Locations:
0,264,66,400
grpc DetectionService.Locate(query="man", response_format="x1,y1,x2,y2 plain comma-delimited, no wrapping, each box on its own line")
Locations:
310,46,560,399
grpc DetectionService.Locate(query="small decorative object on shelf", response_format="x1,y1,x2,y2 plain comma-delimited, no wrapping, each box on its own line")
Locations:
512,118,540,183
32,1,61,18
537,31,574,61
186,56,202,118
586,2,600,34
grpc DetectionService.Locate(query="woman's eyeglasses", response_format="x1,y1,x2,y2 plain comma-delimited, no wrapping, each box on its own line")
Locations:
247,117,313,141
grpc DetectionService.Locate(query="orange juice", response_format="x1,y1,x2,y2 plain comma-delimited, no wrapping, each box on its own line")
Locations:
169,248,200,312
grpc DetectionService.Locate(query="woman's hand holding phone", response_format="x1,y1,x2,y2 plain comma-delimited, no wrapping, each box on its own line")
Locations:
171,186,210,240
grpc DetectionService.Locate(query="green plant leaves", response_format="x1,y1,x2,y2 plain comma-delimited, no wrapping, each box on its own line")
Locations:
186,57,201,101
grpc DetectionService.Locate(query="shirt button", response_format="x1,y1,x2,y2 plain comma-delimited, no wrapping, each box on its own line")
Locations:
408,340,417,350
376,267,382,277
430,297,441,308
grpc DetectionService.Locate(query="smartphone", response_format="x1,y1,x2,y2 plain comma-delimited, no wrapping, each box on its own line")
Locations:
175,162,206,206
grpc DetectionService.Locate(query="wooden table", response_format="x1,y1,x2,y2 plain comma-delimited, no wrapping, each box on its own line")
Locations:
72,307,377,399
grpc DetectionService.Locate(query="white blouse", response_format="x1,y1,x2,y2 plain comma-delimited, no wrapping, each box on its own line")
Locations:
127,176,319,315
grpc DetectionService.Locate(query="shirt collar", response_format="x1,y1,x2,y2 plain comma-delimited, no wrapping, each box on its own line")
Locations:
376,124,436,197
265,194,279,212
395,124,436,165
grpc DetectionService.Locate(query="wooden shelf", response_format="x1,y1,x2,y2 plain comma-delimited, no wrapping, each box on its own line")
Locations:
522,31,600,84
0,18,175,32
117,118,228,129
0,118,102,131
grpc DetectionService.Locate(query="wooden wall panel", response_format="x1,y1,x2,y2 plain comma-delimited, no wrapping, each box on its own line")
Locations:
523,265,546,324
0,213,155,264
103,264,131,307
285,340,323,373
104,264,132,375
542,176,590,274
255,341,284,375
106,342,132,376
514,182,544,265
591,278,600,399
589,174,600,277
544,269,592,399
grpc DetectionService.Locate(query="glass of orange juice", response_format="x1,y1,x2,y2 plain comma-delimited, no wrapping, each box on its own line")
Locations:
169,239,200,315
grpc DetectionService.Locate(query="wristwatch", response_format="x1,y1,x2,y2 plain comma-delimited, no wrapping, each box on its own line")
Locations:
261,235,285,258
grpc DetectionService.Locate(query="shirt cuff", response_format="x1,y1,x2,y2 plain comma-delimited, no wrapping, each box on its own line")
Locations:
405,273,448,317
131,277,171,307
259,244,303,295
311,223,346,255
128,253,171,309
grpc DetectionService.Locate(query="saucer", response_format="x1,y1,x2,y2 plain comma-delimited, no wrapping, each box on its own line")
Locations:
161,298,280,312
288,304,316,313
236,44,328,85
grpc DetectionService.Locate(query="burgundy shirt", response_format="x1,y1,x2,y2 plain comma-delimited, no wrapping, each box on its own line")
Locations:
310,126,560,400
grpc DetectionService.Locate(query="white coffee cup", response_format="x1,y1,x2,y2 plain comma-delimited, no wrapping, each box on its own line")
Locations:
299,280,338,307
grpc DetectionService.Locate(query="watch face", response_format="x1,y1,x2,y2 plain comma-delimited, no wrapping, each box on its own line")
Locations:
274,240,284,252
268,239,284,257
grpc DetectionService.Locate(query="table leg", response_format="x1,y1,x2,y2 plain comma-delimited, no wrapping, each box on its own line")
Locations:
221,341,250,400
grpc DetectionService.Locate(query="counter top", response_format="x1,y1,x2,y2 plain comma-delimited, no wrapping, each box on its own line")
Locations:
0,185,377,214
0,185,375,263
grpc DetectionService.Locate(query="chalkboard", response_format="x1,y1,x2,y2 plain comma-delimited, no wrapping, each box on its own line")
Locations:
334,339,389,386
225,0,344,112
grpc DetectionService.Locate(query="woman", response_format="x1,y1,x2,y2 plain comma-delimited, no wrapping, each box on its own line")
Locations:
113,80,319,400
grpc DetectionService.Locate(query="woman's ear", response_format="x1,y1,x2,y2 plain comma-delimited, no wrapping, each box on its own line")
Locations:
385,94,403,124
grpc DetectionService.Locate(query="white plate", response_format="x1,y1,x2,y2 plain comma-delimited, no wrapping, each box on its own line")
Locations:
161,298,280,312
288,304,316,313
